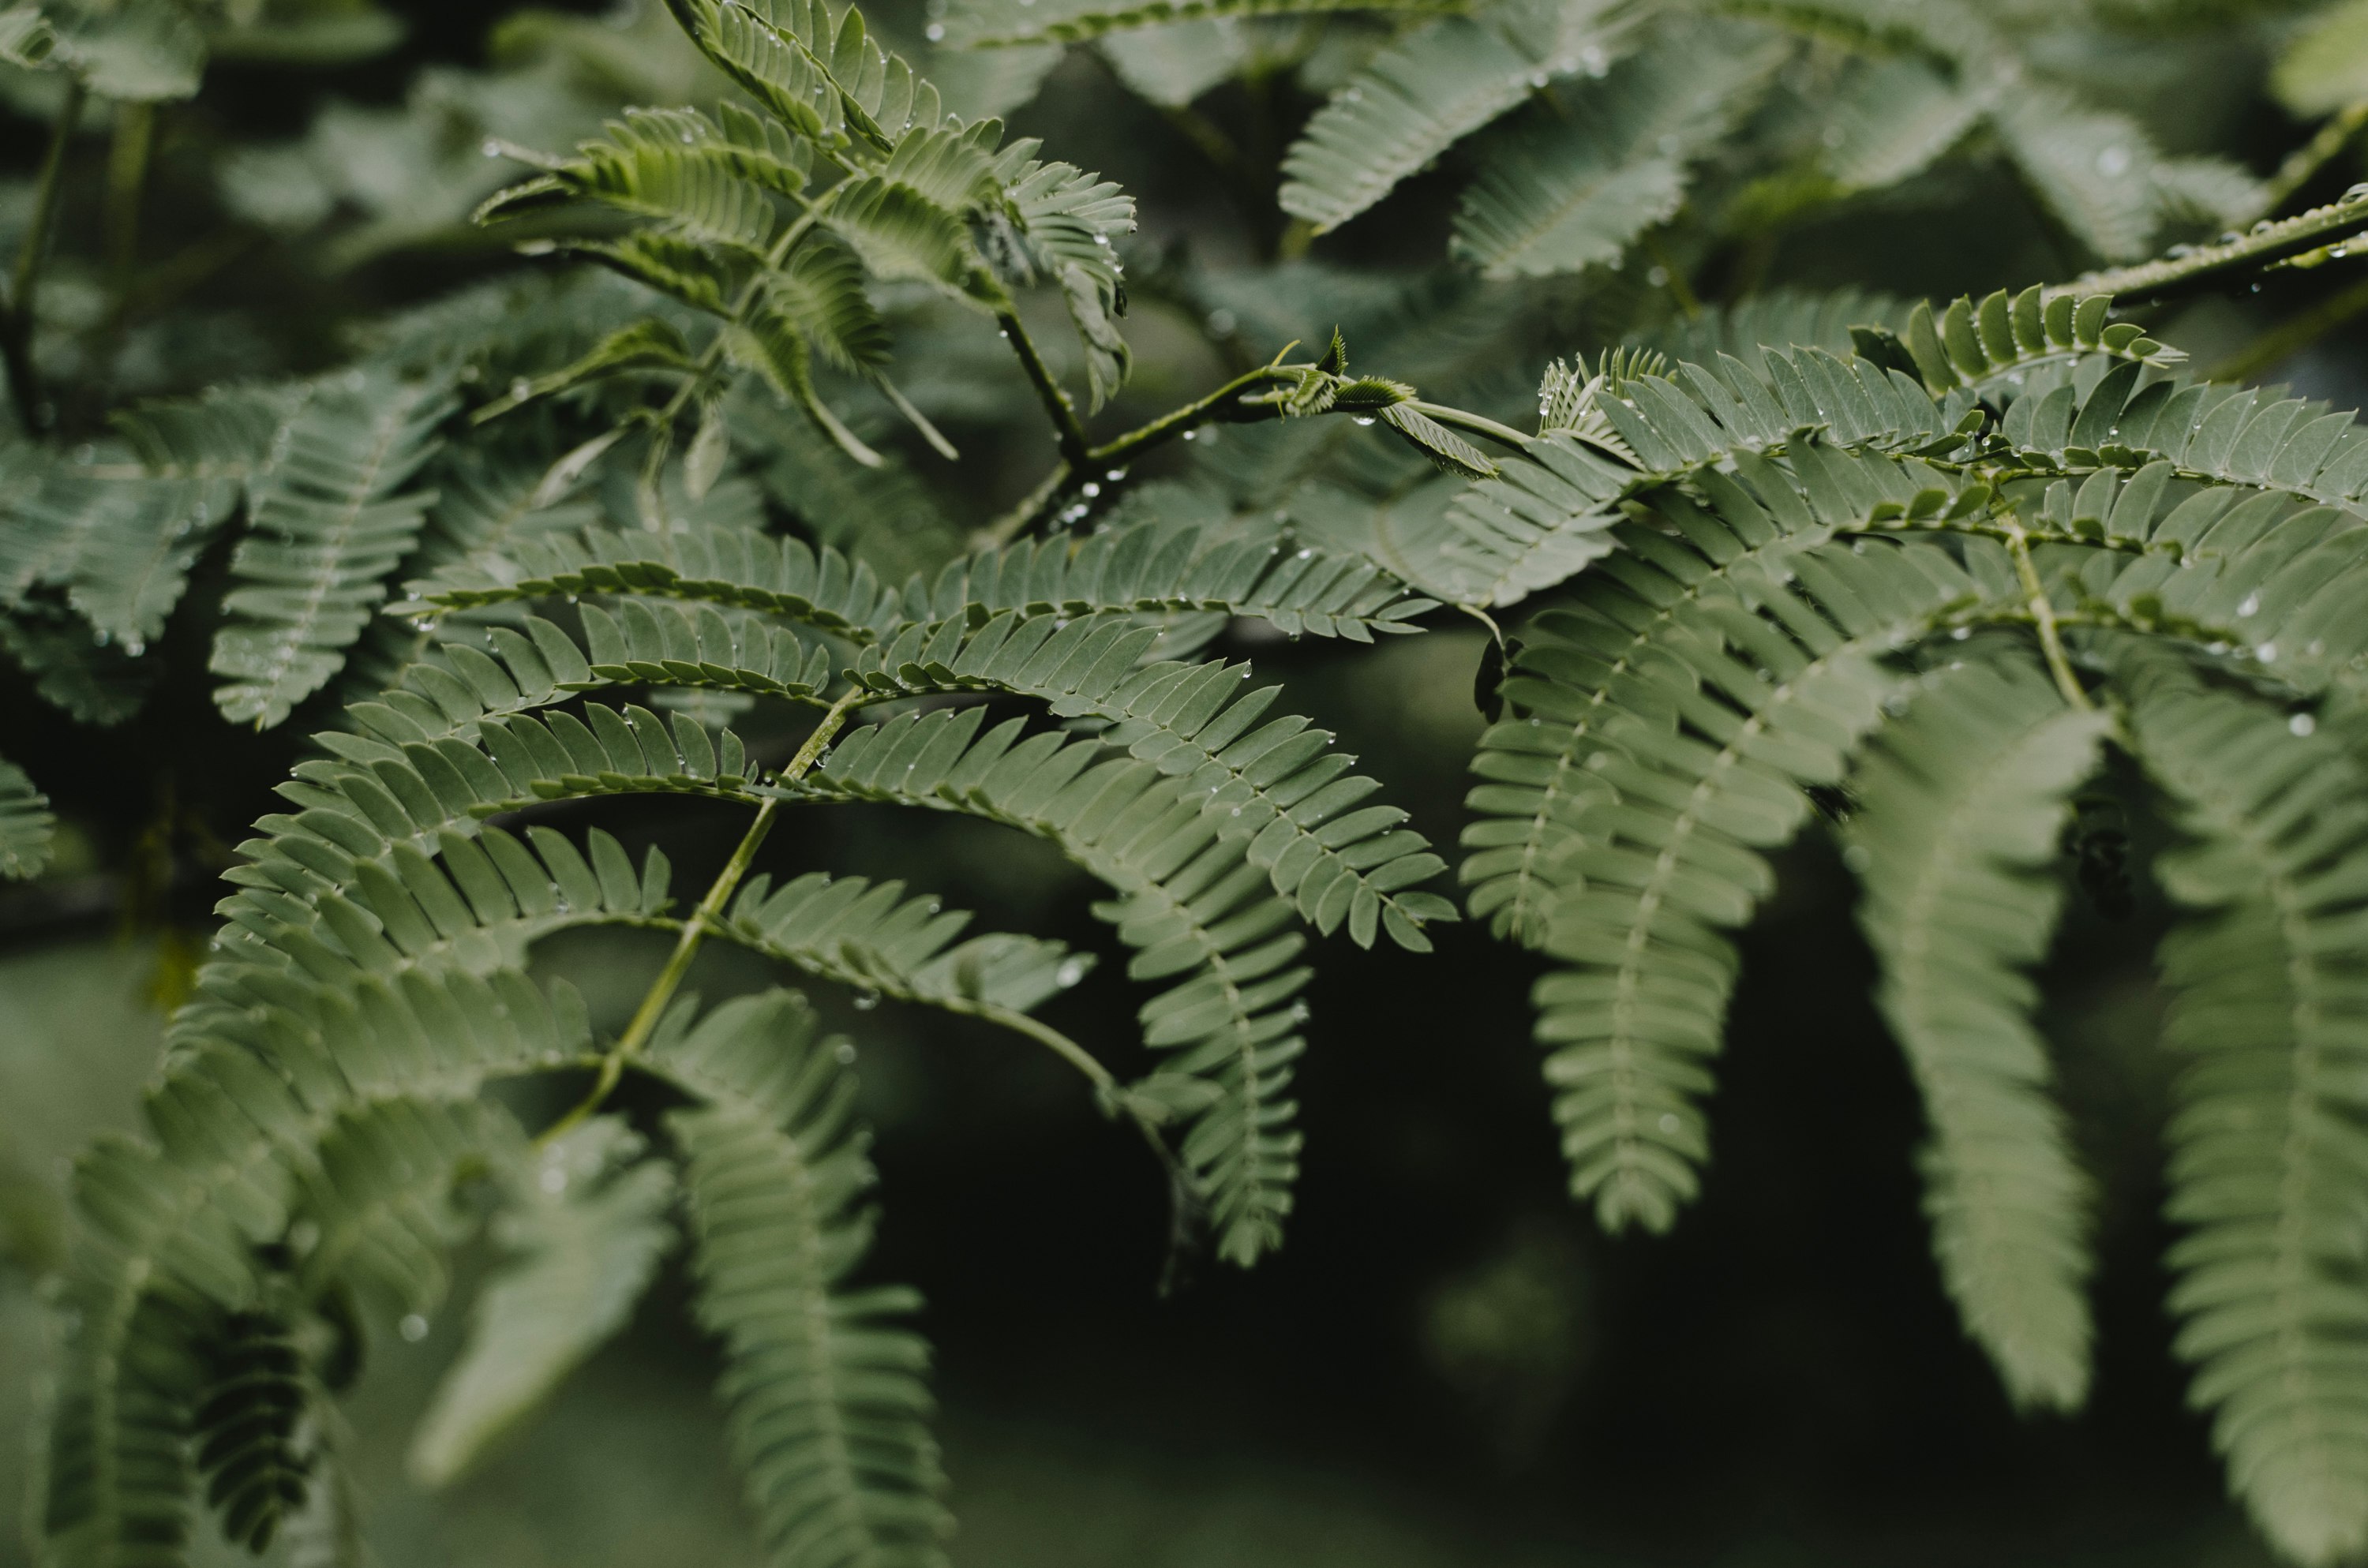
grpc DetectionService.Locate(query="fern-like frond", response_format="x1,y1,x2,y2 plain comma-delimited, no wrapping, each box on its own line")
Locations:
405,522,903,640
410,1118,676,1487
1448,346,1981,607
212,369,458,728
1898,286,2183,398
2003,369,2368,532
1278,2,1632,233
1847,653,2107,1411
724,867,1091,1016
1469,458,2010,1231
789,706,1322,1259
0,755,55,880
1451,25,1785,279
193,1309,313,1553
908,517,1435,640
651,991,951,1567
257,701,755,873
2131,665,2368,1567
46,969,597,1566
0,456,236,651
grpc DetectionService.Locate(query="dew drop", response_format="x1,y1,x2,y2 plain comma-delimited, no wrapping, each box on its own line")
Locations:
540,1166,568,1195
2291,712,2317,736
481,138,500,157
2095,145,2130,178
852,989,880,1011
1658,1113,1681,1134
1352,415,1376,426
1055,956,1087,987
1950,626,1970,641
925,21,945,38
399,1314,430,1342
834,1040,859,1064
2257,642,2278,662
2237,593,2260,617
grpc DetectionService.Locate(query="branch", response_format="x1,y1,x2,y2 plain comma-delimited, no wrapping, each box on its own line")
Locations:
2,78,86,434
998,309,1092,467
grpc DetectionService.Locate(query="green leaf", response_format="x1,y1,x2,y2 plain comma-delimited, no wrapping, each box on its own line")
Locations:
1849,655,2108,1412
210,370,457,728
0,755,54,881
1451,24,1784,279
654,993,952,1568
1279,0,1631,233
408,1119,676,1487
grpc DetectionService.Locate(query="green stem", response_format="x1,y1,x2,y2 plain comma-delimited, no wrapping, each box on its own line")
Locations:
539,689,863,1142
999,309,1092,467
2003,519,2093,711
105,99,152,298
2,78,86,434
1407,399,1535,452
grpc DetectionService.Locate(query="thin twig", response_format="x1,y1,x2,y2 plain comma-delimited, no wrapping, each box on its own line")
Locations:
998,309,1092,466
2003,519,2093,711
2,79,86,433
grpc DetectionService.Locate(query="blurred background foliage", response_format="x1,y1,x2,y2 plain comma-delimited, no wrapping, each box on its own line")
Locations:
9,0,2368,1562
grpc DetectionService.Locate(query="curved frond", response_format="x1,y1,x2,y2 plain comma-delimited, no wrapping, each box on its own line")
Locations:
212,369,458,728
789,706,1329,1260
651,991,951,1568
905,518,1436,640
1847,654,2107,1412
722,867,1092,1016
1450,26,1784,279
1447,346,1981,607
1471,462,2007,1231
193,1310,313,1553
1899,286,2185,398
405,522,904,642
409,1118,677,1487
1278,4,1632,233
2131,666,2368,1567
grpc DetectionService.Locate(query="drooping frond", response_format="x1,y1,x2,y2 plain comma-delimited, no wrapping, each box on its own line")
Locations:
47,971,597,1568
789,706,1330,1260
1845,653,2107,1412
250,706,746,890
404,522,904,640
2130,665,2368,1567
211,370,457,727
912,517,1436,640
408,1118,677,1487
193,1310,312,1553
1468,458,2014,1232
1450,25,1785,279
0,755,55,880
1278,2,1633,233
651,991,950,1568
722,868,1091,1017
287,1098,526,1322
0,455,234,653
